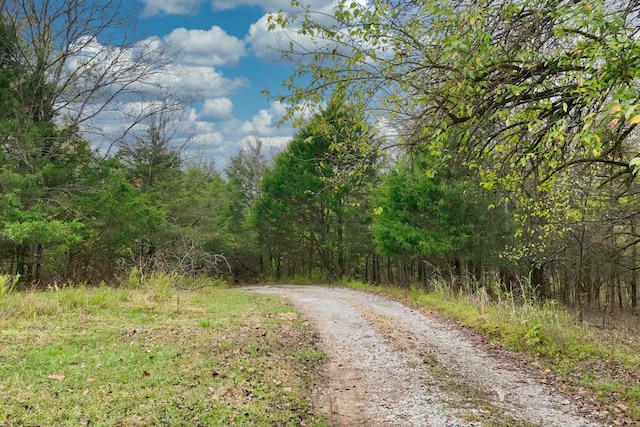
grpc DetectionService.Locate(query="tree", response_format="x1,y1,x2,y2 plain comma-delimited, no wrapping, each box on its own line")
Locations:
222,138,271,280
118,93,192,191
225,138,270,211
271,0,640,218
273,0,640,178
1,0,173,141
371,148,509,287
251,100,377,280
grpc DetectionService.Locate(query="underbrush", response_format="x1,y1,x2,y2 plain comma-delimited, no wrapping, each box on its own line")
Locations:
0,276,326,426
344,278,640,424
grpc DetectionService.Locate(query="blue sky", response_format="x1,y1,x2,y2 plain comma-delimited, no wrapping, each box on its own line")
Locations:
118,0,324,169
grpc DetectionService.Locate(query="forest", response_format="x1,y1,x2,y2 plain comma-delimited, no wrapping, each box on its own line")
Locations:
2,0,640,315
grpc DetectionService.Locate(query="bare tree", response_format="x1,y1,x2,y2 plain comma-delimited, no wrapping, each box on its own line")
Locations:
0,0,176,149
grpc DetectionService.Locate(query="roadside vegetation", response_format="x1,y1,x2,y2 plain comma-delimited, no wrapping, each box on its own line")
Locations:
0,274,326,426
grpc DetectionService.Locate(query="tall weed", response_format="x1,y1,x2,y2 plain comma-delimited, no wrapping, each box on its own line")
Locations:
0,274,18,297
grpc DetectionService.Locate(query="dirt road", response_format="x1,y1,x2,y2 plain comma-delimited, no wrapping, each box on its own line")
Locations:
246,285,602,427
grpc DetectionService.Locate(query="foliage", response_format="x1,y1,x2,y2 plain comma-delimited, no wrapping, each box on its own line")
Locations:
251,100,377,280
372,160,474,259
273,0,640,182
264,0,640,305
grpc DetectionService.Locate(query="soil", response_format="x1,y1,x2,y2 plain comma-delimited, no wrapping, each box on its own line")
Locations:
246,285,604,427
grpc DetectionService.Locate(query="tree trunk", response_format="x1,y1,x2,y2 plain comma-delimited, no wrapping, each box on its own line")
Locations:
34,243,43,284
531,265,546,299
631,228,637,312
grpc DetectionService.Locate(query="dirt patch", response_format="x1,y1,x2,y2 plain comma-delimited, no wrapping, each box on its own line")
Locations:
310,353,369,426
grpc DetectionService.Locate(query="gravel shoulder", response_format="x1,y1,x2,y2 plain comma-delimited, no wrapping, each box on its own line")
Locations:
245,285,603,427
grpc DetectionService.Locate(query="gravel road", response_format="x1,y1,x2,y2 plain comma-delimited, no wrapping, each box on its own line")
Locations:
246,285,603,427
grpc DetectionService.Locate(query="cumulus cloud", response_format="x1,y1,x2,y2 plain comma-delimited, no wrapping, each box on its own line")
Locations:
82,1,340,169
221,101,289,137
165,26,246,67
245,2,362,64
241,135,290,151
162,64,248,98
199,98,234,121
245,14,294,63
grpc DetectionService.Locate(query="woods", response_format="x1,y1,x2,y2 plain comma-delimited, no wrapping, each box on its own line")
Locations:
2,0,640,314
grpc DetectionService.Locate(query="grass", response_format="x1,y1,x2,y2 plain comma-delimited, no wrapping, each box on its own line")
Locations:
342,278,640,425
0,277,327,426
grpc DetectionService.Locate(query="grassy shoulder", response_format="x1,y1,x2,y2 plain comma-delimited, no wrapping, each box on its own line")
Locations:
343,279,640,426
0,277,327,426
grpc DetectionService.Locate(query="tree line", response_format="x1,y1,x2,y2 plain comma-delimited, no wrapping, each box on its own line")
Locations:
2,0,640,314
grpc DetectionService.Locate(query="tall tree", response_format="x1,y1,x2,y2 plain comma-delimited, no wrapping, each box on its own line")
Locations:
222,138,271,279
1,0,172,139
251,100,377,280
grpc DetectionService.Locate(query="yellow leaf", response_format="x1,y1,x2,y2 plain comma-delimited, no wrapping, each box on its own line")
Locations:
609,105,622,115
630,115,640,125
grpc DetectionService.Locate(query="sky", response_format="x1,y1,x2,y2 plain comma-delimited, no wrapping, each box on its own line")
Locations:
113,0,331,170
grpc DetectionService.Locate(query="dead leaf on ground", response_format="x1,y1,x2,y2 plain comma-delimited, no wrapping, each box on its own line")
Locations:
47,373,66,381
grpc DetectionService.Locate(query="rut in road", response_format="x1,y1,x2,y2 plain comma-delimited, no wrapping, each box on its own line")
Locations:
246,285,602,427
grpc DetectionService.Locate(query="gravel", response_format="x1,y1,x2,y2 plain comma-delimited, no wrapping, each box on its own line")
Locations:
246,285,603,427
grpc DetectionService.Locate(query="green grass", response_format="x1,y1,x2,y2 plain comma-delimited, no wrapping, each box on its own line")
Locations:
0,278,327,426
343,279,640,425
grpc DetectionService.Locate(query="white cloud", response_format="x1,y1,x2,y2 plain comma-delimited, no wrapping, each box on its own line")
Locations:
78,2,321,169
199,98,234,121
165,26,246,67
246,5,353,64
221,101,289,136
245,14,292,63
163,64,249,98
141,0,202,16
241,135,290,151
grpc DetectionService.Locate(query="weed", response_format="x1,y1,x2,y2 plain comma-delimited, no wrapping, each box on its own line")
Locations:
198,319,212,328
0,274,18,297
